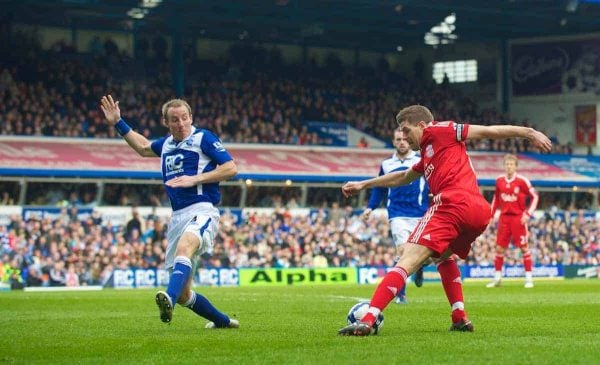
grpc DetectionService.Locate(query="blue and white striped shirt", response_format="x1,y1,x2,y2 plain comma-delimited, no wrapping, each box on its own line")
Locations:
150,126,232,211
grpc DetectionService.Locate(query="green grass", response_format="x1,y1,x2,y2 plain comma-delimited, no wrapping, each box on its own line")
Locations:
1,280,600,364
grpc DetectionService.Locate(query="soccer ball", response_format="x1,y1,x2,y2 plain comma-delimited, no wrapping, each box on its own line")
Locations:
346,301,384,335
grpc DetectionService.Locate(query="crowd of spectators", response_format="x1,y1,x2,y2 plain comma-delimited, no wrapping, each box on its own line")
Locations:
0,30,572,154
1,204,598,288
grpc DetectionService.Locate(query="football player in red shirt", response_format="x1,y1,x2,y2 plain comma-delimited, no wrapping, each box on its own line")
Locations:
487,154,538,289
338,105,551,336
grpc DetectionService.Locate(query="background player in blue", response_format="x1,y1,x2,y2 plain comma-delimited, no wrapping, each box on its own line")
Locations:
362,127,428,304
100,95,239,329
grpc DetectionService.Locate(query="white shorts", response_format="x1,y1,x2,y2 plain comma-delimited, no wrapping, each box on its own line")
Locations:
165,202,220,270
390,217,421,247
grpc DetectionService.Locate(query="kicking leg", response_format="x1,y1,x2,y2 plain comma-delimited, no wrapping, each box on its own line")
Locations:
339,243,433,336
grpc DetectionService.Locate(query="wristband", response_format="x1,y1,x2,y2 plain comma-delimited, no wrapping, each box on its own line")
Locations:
114,119,132,136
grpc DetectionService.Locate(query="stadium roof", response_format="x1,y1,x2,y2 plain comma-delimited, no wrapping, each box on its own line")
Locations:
4,0,600,52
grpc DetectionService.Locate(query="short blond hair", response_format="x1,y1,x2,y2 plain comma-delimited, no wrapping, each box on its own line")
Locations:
161,99,192,120
396,105,434,126
503,153,518,165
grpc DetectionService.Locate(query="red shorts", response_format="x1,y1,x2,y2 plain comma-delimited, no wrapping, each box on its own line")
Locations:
496,214,528,248
408,190,491,259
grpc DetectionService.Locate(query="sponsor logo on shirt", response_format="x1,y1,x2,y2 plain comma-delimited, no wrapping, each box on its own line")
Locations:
213,141,226,152
165,153,185,176
424,164,435,179
500,193,518,202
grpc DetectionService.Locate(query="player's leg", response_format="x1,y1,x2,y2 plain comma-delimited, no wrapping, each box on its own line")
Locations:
339,242,434,336
155,231,200,323
487,216,510,287
445,194,490,331
178,212,239,328
514,220,533,288
406,217,426,288
435,250,472,331
179,276,239,329
390,218,412,304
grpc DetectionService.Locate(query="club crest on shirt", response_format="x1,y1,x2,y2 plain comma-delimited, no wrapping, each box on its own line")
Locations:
514,187,520,194
185,139,194,147
425,144,434,158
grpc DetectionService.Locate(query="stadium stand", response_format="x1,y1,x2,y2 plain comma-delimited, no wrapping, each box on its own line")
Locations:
0,31,572,153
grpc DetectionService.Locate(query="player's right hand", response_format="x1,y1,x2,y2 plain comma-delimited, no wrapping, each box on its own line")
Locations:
100,95,121,125
342,181,364,198
528,129,552,152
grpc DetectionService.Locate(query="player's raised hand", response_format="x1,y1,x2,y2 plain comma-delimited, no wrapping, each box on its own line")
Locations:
528,129,552,152
342,181,365,198
165,175,199,188
100,95,121,125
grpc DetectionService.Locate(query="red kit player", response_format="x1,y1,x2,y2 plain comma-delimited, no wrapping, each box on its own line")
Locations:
487,154,538,289
338,105,551,336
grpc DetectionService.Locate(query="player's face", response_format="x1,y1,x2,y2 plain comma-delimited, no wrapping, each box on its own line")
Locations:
504,159,517,176
399,121,424,151
164,105,193,140
392,130,410,155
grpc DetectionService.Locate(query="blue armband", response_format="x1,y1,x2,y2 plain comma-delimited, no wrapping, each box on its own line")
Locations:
114,119,132,136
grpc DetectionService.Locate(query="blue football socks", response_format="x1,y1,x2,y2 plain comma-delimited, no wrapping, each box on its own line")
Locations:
166,256,192,304
186,292,230,327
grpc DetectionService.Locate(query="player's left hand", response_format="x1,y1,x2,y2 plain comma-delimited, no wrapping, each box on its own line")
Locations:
520,214,530,225
165,175,198,188
342,181,365,198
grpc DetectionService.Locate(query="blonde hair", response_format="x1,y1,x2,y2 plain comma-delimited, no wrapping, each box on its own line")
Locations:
503,153,518,165
396,105,434,126
161,99,192,120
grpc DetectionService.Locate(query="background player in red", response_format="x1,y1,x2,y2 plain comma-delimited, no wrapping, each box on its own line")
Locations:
338,105,551,336
487,154,539,288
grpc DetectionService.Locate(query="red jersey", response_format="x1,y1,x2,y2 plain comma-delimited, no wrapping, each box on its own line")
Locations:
491,174,538,216
411,121,479,196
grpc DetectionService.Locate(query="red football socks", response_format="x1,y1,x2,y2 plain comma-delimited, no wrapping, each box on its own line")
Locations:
494,254,504,272
523,252,532,272
437,257,467,323
362,267,408,326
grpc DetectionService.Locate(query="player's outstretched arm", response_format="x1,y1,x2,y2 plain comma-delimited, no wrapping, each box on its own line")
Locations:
166,160,238,188
100,95,157,158
466,125,552,152
341,169,421,197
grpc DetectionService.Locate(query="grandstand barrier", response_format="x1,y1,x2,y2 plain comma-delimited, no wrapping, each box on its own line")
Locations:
102,265,571,289
1,136,599,185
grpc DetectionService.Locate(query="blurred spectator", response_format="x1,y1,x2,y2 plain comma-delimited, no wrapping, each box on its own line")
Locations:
356,137,369,148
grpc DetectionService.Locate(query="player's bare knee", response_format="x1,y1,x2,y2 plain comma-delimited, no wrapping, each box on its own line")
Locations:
175,232,201,257
396,242,433,274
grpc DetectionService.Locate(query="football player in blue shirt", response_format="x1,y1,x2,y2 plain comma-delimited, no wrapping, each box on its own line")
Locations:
362,128,428,304
100,95,239,329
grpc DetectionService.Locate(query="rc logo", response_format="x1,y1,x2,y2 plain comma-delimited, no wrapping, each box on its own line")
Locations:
165,154,184,176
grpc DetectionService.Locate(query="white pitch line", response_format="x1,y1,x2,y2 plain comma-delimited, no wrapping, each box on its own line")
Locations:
328,295,370,302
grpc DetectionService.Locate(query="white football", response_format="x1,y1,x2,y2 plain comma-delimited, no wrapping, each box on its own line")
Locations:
346,301,384,334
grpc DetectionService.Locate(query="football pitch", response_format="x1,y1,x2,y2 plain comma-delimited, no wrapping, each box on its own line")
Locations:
2,280,599,364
